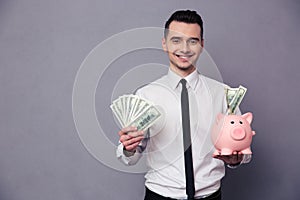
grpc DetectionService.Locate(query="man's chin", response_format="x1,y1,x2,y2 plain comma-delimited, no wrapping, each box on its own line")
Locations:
177,64,195,71
170,60,196,72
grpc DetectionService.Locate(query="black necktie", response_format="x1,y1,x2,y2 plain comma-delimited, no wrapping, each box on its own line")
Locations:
180,79,195,199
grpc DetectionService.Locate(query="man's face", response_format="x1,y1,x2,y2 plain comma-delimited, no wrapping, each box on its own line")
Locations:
162,21,204,76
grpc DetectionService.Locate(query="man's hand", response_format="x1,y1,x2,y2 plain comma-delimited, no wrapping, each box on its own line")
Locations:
213,152,244,166
118,126,144,153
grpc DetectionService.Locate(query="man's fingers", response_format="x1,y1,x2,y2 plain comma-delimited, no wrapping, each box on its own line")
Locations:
118,126,137,136
125,141,141,152
122,136,144,151
120,129,144,149
120,130,144,141
122,135,144,145
127,130,144,138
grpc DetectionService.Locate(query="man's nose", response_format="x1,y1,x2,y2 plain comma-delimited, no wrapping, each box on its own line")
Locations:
180,41,191,53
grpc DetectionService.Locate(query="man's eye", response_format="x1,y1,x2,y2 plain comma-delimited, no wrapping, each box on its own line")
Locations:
188,39,198,45
171,39,180,44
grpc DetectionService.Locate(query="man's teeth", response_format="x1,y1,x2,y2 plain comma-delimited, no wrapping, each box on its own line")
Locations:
177,55,191,58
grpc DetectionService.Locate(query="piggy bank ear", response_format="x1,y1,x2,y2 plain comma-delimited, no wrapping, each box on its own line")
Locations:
242,112,253,124
216,113,224,124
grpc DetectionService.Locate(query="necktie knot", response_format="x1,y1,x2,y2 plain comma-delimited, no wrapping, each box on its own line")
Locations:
180,79,187,88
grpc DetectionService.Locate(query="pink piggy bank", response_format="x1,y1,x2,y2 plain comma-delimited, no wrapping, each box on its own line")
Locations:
211,112,255,156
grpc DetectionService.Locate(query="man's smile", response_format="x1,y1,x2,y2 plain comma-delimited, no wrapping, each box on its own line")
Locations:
174,53,194,62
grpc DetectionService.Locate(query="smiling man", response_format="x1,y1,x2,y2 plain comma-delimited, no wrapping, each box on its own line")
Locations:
162,20,203,77
116,10,250,200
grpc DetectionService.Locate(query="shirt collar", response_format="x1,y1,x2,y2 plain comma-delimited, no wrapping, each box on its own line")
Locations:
167,69,199,90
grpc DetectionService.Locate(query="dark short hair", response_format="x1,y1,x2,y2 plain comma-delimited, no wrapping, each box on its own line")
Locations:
164,10,204,40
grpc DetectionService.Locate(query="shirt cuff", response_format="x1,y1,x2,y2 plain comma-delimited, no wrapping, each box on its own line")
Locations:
116,142,142,165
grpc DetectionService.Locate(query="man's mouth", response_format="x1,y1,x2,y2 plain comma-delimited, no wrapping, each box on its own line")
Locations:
174,53,194,62
174,53,193,59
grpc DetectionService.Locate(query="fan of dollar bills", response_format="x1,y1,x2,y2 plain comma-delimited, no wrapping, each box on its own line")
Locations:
110,95,161,130
225,85,247,114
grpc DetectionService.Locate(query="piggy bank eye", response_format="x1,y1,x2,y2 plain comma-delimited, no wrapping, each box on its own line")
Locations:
230,121,234,124
239,121,243,124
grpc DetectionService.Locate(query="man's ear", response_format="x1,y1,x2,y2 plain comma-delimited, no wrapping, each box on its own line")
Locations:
200,39,204,48
198,39,204,55
162,37,167,52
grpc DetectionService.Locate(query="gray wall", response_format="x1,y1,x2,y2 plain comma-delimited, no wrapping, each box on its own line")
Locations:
1,0,299,199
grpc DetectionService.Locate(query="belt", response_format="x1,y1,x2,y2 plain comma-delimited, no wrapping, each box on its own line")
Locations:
144,187,221,200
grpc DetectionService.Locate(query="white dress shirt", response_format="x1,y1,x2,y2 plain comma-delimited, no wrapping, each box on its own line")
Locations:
116,69,250,199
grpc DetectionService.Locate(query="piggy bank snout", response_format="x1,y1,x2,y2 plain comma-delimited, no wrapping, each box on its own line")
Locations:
230,128,246,140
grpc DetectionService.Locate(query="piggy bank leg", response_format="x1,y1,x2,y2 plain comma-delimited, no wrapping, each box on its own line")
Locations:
240,148,252,154
213,150,221,156
220,148,233,155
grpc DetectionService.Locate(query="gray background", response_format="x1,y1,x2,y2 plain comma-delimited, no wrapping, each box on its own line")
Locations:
1,0,300,199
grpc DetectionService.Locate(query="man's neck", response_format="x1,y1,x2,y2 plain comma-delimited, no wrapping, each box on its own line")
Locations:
170,66,196,78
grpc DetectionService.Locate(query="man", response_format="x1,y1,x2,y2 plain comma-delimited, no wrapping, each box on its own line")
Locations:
116,10,250,200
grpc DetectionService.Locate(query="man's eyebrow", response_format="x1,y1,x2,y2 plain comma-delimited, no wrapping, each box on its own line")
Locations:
170,36,182,40
188,37,200,41
169,36,200,41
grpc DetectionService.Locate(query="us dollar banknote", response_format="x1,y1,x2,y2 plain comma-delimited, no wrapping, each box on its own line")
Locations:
226,85,247,114
225,87,239,106
110,95,161,130
128,105,161,131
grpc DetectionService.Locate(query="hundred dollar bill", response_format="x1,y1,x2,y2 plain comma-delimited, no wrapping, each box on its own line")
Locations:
127,105,161,131
127,95,139,124
120,95,127,124
226,85,247,114
225,87,239,106
112,96,123,121
132,99,151,120
110,103,125,127
124,95,132,125
110,94,159,129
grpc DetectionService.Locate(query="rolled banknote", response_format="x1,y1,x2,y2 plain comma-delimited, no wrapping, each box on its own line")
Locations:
225,87,239,106
226,85,247,114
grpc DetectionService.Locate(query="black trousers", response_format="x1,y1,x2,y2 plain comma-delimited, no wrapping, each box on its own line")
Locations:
144,187,222,200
